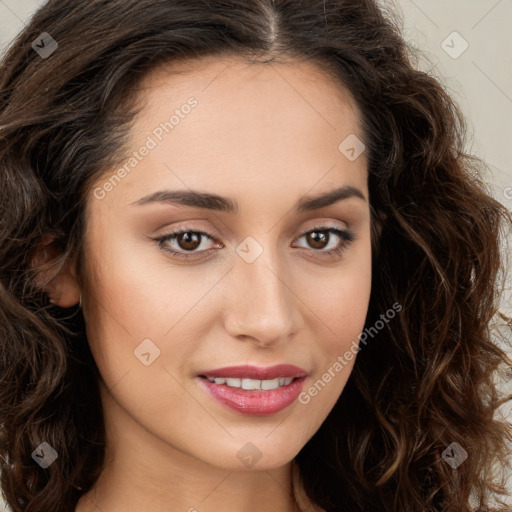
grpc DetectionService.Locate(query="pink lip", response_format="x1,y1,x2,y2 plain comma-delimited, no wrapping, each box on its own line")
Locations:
197,365,308,416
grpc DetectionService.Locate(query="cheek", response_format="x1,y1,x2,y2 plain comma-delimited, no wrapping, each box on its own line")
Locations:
82,227,217,390
302,236,372,403
80,228,166,383
313,237,372,344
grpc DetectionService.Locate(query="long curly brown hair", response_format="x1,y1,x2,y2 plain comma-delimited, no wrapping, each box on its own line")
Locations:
0,1,511,510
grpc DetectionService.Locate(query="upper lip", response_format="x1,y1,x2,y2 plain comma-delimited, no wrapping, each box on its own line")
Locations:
199,364,308,380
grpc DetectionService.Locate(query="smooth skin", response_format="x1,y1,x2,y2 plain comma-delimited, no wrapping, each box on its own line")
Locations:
40,55,372,512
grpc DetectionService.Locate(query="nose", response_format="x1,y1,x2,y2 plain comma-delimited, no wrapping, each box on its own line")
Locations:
223,248,303,348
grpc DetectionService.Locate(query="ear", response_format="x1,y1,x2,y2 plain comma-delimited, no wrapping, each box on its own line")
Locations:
31,235,81,308
375,209,387,236
371,208,387,238
369,208,387,258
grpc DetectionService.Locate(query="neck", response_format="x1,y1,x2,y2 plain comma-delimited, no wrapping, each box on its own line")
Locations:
75,384,301,512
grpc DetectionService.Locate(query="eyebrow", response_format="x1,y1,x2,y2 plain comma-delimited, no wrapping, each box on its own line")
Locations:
130,185,366,213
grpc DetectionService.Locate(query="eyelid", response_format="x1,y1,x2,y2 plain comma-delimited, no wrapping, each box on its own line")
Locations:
152,227,219,250
293,224,355,254
152,222,355,260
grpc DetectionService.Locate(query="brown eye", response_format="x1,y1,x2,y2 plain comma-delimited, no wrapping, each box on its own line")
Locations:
175,232,202,251
294,226,355,259
153,229,218,260
306,230,330,250
153,225,355,262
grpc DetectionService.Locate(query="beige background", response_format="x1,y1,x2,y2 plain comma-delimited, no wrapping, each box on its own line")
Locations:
0,0,511,509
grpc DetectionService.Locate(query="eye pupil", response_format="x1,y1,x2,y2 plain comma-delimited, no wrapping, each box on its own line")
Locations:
308,231,328,249
178,232,201,251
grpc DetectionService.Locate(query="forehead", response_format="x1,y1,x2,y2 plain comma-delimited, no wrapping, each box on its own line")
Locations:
91,54,368,212
133,54,361,131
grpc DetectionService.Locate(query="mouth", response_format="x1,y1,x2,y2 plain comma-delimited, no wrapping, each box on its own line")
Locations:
197,364,308,416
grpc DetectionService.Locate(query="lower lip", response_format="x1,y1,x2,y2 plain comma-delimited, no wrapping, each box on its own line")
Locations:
199,376,307,416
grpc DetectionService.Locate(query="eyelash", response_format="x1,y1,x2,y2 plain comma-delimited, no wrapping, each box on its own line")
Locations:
153,224,355,261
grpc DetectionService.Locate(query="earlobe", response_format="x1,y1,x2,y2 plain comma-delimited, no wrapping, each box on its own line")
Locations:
376,209,387,236
370,209,387,256
46,268,81,308
30,235,81,308
371,208,387,238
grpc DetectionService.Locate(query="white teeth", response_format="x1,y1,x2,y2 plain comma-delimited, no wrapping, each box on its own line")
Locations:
241,378,262,390
261,378,280,390
206,376,295,389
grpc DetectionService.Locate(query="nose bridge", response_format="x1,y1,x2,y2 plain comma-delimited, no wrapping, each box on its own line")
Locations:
224,236,299,344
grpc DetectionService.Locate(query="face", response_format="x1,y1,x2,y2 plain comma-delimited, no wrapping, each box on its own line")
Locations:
80,55,372,472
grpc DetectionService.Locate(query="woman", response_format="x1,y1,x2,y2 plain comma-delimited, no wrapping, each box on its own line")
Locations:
0,1,510,511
